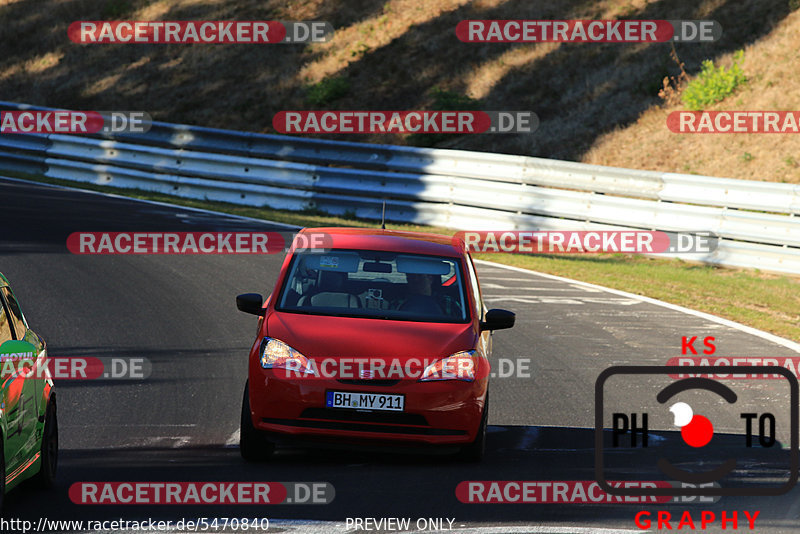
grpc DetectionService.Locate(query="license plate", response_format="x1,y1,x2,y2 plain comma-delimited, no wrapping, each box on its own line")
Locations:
326,391,404,412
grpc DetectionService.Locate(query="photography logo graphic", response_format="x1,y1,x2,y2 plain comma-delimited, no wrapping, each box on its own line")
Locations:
595,366,798,496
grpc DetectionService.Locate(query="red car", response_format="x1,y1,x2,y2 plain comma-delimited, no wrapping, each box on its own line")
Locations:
236,228,514,461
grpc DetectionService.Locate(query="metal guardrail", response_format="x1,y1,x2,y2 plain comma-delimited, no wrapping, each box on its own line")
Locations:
0,101,798,274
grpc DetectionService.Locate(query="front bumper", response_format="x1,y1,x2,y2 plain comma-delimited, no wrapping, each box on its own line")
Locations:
249,369,486,446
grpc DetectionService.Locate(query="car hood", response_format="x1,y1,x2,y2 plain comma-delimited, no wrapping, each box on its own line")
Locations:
266,310,477,362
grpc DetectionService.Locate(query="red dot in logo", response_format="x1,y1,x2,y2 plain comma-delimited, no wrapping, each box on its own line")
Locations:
681,415,714,447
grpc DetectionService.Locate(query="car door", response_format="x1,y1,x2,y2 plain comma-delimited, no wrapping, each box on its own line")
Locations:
0,288,39,480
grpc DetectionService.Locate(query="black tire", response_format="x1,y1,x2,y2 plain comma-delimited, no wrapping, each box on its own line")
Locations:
240,382,275,462
457,390,488,462
32,396,58,489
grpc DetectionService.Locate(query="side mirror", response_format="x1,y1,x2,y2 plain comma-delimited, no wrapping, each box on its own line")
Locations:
236,293,265,316
480,309,515,331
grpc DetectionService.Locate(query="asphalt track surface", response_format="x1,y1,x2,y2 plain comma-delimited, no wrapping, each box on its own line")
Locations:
1,176,799,533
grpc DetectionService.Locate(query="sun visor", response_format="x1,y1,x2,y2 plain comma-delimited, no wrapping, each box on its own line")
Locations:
396,255,451,275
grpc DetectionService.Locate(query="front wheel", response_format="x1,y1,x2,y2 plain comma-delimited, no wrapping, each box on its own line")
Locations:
33,397,58,489
457,390,488,462
240,382,275,462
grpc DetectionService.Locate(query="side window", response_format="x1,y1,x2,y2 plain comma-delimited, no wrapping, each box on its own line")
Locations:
464,255,483,321
2,287,26,340
0,295,13,344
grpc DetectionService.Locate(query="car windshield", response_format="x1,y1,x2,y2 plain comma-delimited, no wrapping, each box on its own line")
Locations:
276,249,468,323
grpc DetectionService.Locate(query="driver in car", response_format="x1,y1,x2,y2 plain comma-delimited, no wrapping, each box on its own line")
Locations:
401,273,460,317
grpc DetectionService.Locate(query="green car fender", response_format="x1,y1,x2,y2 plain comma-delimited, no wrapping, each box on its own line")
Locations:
1,338,46,491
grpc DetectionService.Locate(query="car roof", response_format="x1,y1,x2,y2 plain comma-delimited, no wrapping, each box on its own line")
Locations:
296,227,465,258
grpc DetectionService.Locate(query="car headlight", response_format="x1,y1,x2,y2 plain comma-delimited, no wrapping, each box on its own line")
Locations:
418,350,477,382
259,337,316,375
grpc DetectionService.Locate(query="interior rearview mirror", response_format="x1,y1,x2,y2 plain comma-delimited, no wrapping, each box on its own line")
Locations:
363,261,392,273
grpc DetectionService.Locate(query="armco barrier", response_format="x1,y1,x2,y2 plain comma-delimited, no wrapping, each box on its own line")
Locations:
0,101,798,274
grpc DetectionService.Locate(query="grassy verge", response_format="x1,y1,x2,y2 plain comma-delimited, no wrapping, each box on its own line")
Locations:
8,172,799,341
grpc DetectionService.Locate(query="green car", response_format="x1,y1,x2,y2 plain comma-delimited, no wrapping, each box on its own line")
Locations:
0,273,57,513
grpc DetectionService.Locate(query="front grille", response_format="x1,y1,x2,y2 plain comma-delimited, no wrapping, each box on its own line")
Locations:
300,407,427,426
337,379,401,386
261,416,466,436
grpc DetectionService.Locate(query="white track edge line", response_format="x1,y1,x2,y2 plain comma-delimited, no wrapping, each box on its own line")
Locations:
474,259,800,354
